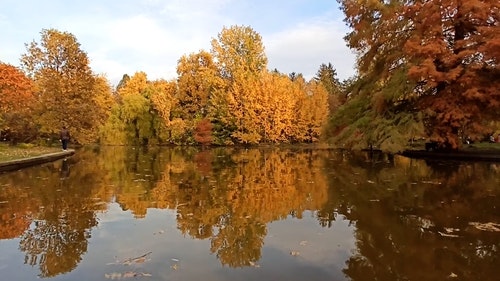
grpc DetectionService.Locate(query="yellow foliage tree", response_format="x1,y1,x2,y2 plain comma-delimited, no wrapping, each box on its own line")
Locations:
92,75,115,139
117,71,148,98
259,72,297,142
210,25,268,144
176,50,222,119
20,29,106,144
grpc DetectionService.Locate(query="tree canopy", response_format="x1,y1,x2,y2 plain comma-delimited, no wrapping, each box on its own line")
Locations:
5,10,497,151
329,0,500,150
20,28,112,144
0,63,37,143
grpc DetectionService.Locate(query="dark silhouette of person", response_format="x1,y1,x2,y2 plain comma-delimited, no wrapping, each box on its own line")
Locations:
60,126,70,151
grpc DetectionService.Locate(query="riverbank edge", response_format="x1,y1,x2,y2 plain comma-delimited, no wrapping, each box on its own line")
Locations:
0,149,75,172
400,149,500,162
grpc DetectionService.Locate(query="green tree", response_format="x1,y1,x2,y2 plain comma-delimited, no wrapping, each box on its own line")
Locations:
315,63,343,111
101,72,154,145
115,74,130,94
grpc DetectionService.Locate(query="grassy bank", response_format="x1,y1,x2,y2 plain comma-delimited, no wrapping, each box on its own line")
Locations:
0,143,61,162
463,142,500,151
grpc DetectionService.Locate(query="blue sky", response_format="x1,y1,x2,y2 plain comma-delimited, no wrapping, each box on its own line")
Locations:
0,0,357,86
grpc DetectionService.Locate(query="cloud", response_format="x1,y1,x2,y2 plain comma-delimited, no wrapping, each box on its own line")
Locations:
1,0,357,86
265,19,356,81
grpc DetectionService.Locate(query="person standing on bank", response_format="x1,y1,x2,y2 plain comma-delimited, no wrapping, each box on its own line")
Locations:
60,126,70,151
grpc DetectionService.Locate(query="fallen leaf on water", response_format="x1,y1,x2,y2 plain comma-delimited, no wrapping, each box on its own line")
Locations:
290,251,300,256
421,180,442,185
105,272,122,280
128,256,147,264
469,222,500,232
153,230,165,235
123,272,135,278
171,264,179,270
105,271,152,279
444,227,459,233
249,261,260,268
438,231,459,238
108,251,152,266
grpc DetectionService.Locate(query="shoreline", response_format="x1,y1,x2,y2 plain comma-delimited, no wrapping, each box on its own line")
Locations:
0,149,75,172
401,149,500,162
1,146,499,173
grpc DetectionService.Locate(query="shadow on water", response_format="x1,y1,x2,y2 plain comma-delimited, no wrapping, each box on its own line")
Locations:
0,146,498,280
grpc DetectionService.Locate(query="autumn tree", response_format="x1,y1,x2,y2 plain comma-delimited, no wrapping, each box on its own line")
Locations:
0,63,38,143
149,79,178,143
404,0,500,147
327,0,423,151
209,25,268,144
211,25,267,81
20,29,107,144
304,80,330,142
176,50,222,120
92,75,115,136
194,118,213,146
336,0,499,150
100,72,178,145
258,72,297,142
101,72,153,145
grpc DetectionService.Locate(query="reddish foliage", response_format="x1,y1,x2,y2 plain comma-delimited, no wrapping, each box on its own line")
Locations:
404,0,500,147
194,118,213,146
0,63,37,142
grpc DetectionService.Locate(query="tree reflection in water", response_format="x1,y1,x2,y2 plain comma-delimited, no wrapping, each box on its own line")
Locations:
0,146,498,280
320,150,500,281
0,156,107,277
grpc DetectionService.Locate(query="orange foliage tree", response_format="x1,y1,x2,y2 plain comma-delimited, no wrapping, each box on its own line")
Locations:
21,28,108,144
339,0,499,148
404,0,500,147
0,63,37,143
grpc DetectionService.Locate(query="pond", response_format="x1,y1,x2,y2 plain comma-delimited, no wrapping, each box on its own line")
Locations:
0,146,499,281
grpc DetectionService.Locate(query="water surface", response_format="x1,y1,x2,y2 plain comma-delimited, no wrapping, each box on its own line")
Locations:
0,146,498,281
